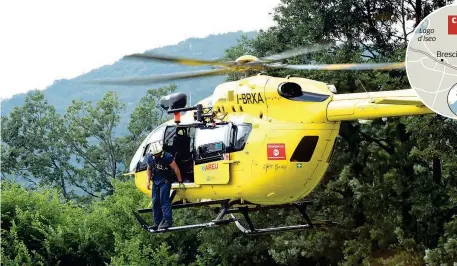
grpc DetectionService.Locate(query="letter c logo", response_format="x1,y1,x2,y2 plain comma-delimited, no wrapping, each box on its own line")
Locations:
453,17,457,23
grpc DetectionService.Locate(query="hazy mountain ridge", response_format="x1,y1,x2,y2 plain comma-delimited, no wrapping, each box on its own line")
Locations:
1,31,258,134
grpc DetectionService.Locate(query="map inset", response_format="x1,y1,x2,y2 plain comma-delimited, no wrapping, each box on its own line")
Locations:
406,4,457,119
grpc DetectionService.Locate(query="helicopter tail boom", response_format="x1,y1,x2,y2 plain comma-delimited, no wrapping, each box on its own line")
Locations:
326,89,433,121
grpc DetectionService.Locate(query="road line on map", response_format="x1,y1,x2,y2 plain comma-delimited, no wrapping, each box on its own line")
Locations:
432,68,446,106
409,47,457,71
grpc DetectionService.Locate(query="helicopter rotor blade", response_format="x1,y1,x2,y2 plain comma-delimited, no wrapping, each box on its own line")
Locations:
259,43,334,62
85,68,229,86
265,62,405,71
123,53,234,67
124,42,334,67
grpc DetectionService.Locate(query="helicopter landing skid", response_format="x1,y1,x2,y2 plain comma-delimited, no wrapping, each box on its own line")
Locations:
133,199,337,235
229,202,337,235
132,210,238,233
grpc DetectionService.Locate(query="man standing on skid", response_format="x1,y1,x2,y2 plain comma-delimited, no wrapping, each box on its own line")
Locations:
147,141,183,230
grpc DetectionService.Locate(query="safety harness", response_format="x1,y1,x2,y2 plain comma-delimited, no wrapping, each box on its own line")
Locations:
152,154,174,183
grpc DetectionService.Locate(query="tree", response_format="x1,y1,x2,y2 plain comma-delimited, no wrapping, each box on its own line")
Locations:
1,91,78,199
223,34,256,81
64,91,127,196
223,0,457,264
0,180,196,265
119,84,176,169
3,1,457,265
128,84,177,139
2,85,178,199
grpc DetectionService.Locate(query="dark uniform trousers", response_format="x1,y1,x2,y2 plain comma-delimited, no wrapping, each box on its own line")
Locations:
150,155,174,226
152,181,172,226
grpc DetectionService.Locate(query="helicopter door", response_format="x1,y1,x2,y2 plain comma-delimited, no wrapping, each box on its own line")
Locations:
164,125,196,183
193,124,231,185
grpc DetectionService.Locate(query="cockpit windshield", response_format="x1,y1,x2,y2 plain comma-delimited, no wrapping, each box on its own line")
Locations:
129,122,251,171
129,125,166,172
147,125,166,144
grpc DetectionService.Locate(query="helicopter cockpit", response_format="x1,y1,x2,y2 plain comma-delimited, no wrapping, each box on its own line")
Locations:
129,125,165,173
129,121,251,184
128,92,254,185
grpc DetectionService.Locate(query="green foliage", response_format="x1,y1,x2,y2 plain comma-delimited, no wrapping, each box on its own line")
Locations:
120,84,177,168
223,0,456,264
64,91,127,195
1,181,85,265
2,1,457,265
223,34,257,81
1,91,75,198
0,180,189,265
2,85,177,199
424,216,457,265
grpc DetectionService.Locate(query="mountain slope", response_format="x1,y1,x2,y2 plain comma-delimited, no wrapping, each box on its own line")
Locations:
1,31,257,134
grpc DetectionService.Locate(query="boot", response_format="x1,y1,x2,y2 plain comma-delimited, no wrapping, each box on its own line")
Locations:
150,223,160,230
158,220,171,230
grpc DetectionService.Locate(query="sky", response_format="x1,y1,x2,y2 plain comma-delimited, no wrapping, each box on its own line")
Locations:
0,0,280,100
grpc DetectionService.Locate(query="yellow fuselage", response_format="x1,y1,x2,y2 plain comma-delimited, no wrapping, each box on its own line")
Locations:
133,75,432,206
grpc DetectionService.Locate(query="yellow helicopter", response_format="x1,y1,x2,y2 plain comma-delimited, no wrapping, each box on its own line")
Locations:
91,44,434,235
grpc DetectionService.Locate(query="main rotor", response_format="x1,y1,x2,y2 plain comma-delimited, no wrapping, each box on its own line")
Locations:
86,43,406,86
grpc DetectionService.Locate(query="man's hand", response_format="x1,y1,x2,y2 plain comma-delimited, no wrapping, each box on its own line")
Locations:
178,182,186,190
147,181,151,190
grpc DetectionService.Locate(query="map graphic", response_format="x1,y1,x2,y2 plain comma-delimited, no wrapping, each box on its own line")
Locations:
406,4,457,119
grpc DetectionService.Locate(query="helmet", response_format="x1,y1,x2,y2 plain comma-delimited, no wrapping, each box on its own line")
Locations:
149,141,163,155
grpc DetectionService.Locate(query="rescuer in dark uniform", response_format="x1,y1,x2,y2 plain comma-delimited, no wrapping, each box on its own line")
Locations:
146,141,184,230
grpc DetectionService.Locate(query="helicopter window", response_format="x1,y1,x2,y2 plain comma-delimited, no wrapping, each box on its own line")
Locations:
194,124,230,164
129,125,166,172
292,91,329,102
290,136,319,162
129,130,154,172
163,126,177,153
232,124,252,151
143,143,151,157
194,125,230,148
147,125,166,144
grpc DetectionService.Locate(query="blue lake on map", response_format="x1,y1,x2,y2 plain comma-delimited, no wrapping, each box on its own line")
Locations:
448,86,457,115
450,101,457,115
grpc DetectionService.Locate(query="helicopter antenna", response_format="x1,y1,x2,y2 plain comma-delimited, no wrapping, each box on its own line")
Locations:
357,79,373,102
356,79,388,122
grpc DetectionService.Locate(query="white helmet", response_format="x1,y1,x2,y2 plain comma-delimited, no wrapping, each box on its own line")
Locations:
149,141,163,155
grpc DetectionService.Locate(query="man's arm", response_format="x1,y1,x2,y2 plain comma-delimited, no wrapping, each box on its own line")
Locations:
147,164,153,180
169,160,183,183
146,160,152,189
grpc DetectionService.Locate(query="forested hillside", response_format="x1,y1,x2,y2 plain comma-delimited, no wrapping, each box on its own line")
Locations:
2,1,457,265
1,31,257,135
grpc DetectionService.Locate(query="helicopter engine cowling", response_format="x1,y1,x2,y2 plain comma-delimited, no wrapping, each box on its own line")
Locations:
278,82,303,98
277,81,331,102
160,92,187,111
